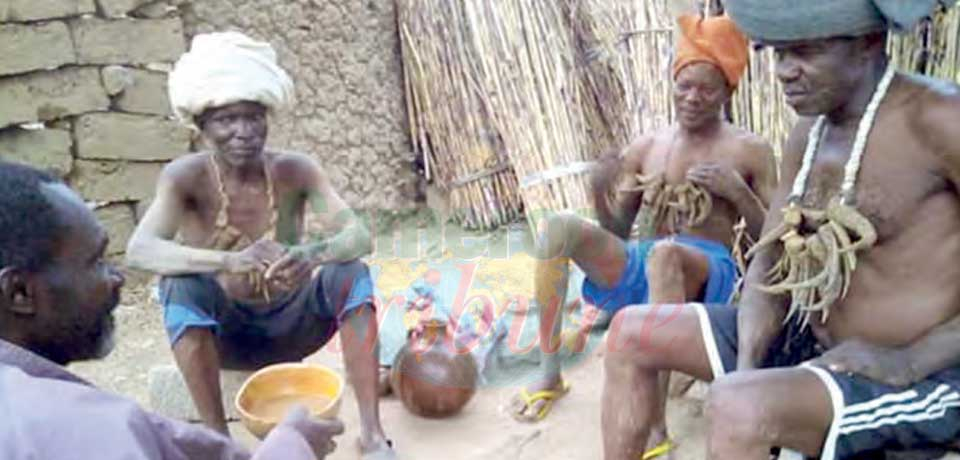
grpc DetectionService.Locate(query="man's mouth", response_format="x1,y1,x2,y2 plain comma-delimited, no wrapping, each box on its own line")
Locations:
784,91,808,105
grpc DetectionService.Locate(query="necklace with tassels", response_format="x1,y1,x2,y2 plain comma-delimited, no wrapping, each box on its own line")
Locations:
746,64,896,328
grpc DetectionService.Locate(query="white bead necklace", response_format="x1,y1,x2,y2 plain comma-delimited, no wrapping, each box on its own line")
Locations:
789,64,897,206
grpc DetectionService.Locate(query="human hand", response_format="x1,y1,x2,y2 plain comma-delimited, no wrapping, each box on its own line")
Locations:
809,339,918,388
590,153,624,209
223,239,286,274
264,246,313,290
686,162,747,201
277,405,345,459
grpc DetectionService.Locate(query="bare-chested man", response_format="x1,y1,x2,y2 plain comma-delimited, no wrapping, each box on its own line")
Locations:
602,1,960,459
126,32,394,459
511,14,775,451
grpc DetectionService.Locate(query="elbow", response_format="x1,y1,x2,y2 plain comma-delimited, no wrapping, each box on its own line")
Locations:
125,236,160,273
124,238,146,270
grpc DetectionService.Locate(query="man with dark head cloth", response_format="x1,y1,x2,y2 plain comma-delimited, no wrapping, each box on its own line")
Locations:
601,1,960,459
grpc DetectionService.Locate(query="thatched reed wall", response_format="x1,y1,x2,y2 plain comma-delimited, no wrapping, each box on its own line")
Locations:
400,0,960,231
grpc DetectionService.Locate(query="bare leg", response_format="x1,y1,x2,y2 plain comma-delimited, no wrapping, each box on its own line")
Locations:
172,328,229,435
642,241,711,456
707,368,832,459
512,213,627,421
602,304,713,460
340,305,394,458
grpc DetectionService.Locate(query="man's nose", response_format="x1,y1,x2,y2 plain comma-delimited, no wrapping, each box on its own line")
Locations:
776,57,801,83
683,88,703,103
235,119,256,138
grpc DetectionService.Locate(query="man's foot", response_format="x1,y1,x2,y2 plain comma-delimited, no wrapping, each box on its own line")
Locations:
667,372,697,399
643,429,675,460
510,375,571,423
203,418,230,437
358,437,396,460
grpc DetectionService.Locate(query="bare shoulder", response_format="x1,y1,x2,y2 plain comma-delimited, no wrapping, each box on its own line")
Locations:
904,74,960,158
623,134,655,158
780,117,818,174
621,134,656,171
269,150,326,189
160,152,210,193
726,125,774,164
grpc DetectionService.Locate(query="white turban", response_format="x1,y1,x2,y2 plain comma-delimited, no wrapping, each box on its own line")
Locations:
168,32,295,130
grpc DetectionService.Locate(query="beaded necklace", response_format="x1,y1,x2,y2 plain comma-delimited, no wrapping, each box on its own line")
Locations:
747,64,896,326
790,64,897,205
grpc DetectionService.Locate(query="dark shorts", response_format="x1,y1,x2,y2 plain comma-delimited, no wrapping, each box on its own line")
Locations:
695,304,960,460
159,261,374,369
582,235,738,313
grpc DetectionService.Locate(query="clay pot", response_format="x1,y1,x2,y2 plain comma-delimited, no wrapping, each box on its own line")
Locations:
390,319,479,418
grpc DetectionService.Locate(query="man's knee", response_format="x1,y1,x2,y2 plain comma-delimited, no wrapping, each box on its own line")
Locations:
171,327,222,365
645,241,685,277
706,374,766,439
603,304,688,368
534,213,582,259
323,259,369,280
321,260,371,295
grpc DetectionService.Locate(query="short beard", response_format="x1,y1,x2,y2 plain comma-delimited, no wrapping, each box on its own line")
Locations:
87,314,116,360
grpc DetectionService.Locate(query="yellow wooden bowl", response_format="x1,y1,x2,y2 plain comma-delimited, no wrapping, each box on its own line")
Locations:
235,363,344,439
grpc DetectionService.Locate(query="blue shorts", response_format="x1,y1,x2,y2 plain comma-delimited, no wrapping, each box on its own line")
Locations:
695,304,960,460
581,235,737,313
159,261,374,369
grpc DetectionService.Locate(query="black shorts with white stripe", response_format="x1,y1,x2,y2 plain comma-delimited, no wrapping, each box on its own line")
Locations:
693,303,960,460
822,366,960,459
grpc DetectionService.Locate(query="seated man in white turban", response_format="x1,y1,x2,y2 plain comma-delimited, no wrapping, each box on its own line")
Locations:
127,32,395,459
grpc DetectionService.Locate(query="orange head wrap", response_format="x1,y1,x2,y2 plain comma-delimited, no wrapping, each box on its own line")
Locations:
672,14,750,89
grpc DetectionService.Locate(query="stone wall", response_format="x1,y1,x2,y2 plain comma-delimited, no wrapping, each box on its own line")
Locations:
0,0,189,257
180,0,418,210
0,0,417,262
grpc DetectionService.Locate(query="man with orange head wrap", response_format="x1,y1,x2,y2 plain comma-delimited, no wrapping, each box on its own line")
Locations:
513,14,776,459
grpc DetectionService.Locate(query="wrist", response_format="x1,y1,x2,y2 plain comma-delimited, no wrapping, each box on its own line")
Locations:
297,241,330,265
901,347,922,383
220,252,236,272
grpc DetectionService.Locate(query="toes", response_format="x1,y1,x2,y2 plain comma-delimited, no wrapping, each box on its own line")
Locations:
509,395,543,422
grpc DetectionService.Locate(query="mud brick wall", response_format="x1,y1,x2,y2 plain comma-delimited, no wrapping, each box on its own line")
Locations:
1,0,418,263
180,0,418,210
0,0,189,257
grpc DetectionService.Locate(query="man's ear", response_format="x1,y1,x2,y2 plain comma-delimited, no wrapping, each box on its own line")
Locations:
0,267,37,316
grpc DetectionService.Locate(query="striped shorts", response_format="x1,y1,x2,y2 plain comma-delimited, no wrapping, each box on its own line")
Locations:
694,303,960,460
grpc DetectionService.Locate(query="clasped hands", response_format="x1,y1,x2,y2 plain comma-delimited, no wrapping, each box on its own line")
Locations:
223,239,313,292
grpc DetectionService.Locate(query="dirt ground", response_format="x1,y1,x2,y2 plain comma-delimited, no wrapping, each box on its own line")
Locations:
67,215,957,460
66,216,712,459
68,278,709,460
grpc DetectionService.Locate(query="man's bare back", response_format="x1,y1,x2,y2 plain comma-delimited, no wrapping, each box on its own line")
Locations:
785,75,960,348
621,123,774,244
